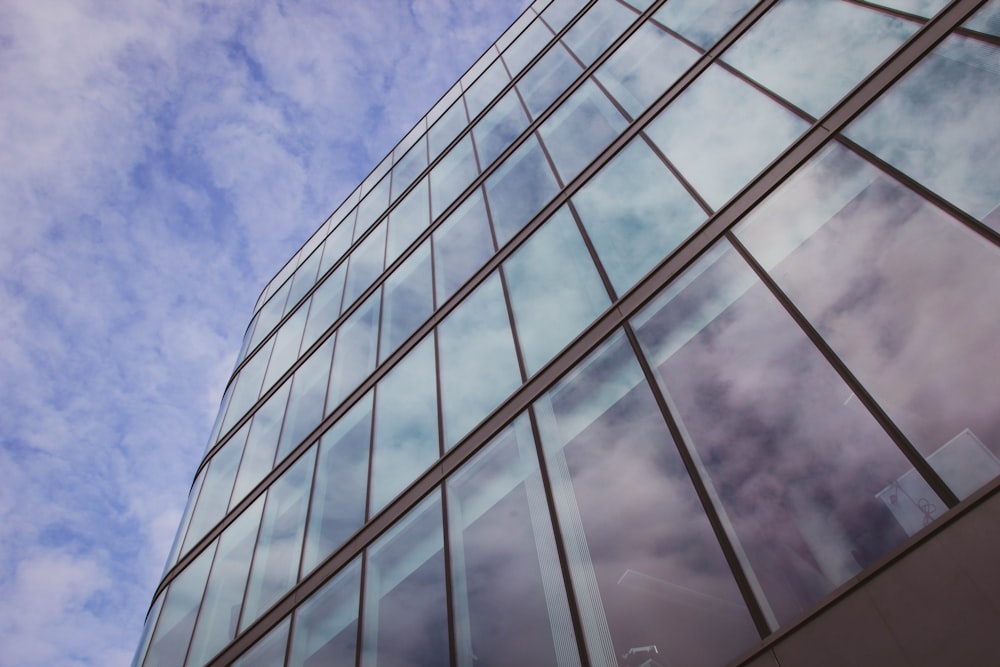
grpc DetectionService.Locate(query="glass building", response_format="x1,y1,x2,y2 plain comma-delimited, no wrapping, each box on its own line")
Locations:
134,0,1000,665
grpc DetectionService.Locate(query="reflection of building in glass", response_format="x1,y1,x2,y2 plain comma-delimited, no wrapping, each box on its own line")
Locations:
133,0,1000,665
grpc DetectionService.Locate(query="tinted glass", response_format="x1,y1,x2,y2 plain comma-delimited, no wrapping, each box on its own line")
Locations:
432,189,496,305
379,241,434,361
276,336,334,462
143,545,214,667
289,559,362,667
863,0,948,17
231,617,290,667
464,58,511,120
249,280,290,351
355,175,391,239
262,306,307,390
391,137,428,201
472,88,530,168
502,18,553,76
327,291,380,409
485,135,561,247
221,336,275,436
320,216,355,276
230,382,290,505
428,98,469,161
653,0,759,50
302,263,346,350
517,42,584,119
562,0,636,66
288,247,323,309
183,428,245,552
343,221,387,308
430,135,480,220
385,176,430,266
543,0,588,32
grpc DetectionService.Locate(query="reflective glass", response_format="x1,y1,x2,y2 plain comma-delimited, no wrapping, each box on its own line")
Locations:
290,559,362,667
343,221,387,308
864,0,948,18
163,470,205,572
131,593,163,667
595,21,699,118
231,382,291,506
320,216,355,276
543,0,588,32
645,65,809,209
327,290,380,409
464,58,511,120
355,175,391,239
432,189,496,305
736,143,1000,498
538,79,628,183
535,331,759,666
624,0,655,9
186,498,264,667
472,88,530,169
485,135,561,247
249,280,290,351
241,451,315,628
502,18,553,76
965,0,1000,36
428,98,469,160
653,0,759,50
287,247,323,309
390,137,427,202
302,263,346,350
262,306,307,390
725,0,916,118
143,545,214,667
302,393,372,574
562,0,636,66
430,134,480,220
182,426,246,552
438,273,522,449
504,207,610,374
517,42,584,119
370,337,439,515
231,617,290,667
462,46,500,91
385,176,430,265
379,242,433,361
848,35,1000,228
572,136,707,294
276,336,334,462
446,414,580,667
361,492,449,667
221,336,274,435
631,242,944,627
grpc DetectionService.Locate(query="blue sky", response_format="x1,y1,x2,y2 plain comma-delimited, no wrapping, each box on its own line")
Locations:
0,0,526,664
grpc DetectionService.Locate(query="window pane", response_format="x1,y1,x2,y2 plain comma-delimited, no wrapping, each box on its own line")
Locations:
572,136,707,294
287,247,323,310
517,42,584,119
595,21,699,118
380,241,434,361
183,427,246,552
735,143,1000,498
464,58,510,120
438,273,522,449
277,337,334,463
538,79,627,183
965,0,1000,36
472,88,530,169
370,336,439,516
504,207,610,374
132,593,164,667
864,0,948,18
542,0,588,32
386,176,430,265
428,98,469,161
320,217,355,276
186,498,265,667
162,470,205,572
143,545,215,667
502,18,553,76
231,617,290,667
355,175,391,239
653,0,759,50
390,137,427,202
290,558,362,667
361,492,449,667
302,393,372,574
485,135,561,247
430,135,480,220
847,34,1000,228
562,0,636,66
432,188,496,305
241,451,315,628
631,242,944,627
302,262,346,350
535,331,759,667
230,382,291,505
327,290,380,409
343,221,387,309
724,0,916,118
446,414,580,667
645,65,808,209
221,336,274,436
262,306,308,390
249,280,290,351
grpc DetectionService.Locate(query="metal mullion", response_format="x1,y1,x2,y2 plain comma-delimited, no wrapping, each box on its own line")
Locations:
533,130,567,189
639,131,715,216
564,200,620,301
233,499,268,637
619,323,776,637
589,72,635,122
296,446,323,582
281,607,293,667
726,232,961,508
713,58,817,124
179,540,222,667
842,0,934,22
439,482,459,667
363,383,379,524
497,265,531,385
954,24,1000,45
354,553,368,667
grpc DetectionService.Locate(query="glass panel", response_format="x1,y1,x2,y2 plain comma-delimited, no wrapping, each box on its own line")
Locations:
504,207,610,374
231,617,290,667
241,451,315,628
517,42,584,119
356,175,391,239
537,79,628,183
370,336,439,515
289,559,362,667
379,242,434,361
276,337,334,462
847,34,1000,228
302,263,346,350
432,189,496,305
230,382,291,506
262,306,308,390
221,336,274,435
343,221,387,308
385,176,430,265
965,0,1000,36
562,0,636,66
596,21,701,118
327,290,381,409
446,414,580,667
543,0,588,32
391,137,428,202
498,8,535,52
360,491,449,667
864,0,949,18
320,216,355,276
186,498,265,667
143,545,215,667
631,242,944,627
428,98,469,161
735,143,1000,498
535,331,759,667
183,427,247,552
572,136,707,294
430,134,480,220
485,135,561,247
249,280,291,351
302,393,373,574
163,469,205,572
464,58,511,120
624,0,655,9
653,0,759,50
132,593,164,667
645,64,809,209
438,274,522,449
287,247,323,310
502,18,553,76
724,0,916,118
471,88,530,169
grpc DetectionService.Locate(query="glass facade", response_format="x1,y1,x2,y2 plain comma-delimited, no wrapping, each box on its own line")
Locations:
136,0,1000,666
